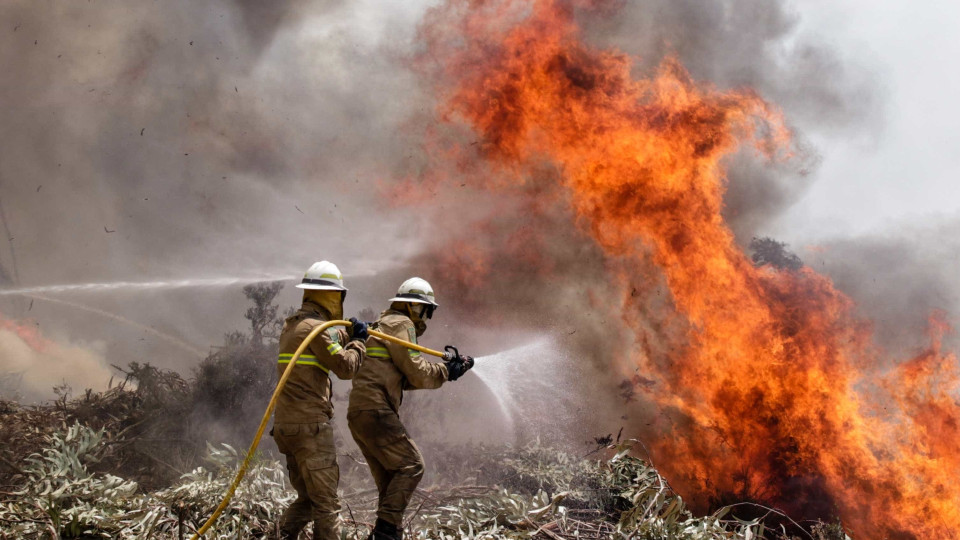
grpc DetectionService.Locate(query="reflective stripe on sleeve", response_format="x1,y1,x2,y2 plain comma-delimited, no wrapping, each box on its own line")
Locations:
367,346,390,358
326,343,343,354
278,353,329,373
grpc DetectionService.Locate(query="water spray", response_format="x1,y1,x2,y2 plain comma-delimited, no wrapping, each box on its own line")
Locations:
0,275,295,296
23,294,207,358
0,276,289,358
468,338,560,440
468,347,529,435
191,320,454,539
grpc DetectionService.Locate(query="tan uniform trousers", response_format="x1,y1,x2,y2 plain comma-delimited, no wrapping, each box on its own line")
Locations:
347,410,425,527
273,421,341,539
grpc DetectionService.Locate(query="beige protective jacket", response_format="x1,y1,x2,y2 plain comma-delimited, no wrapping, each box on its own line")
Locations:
274,300,364,424
347,309,448,413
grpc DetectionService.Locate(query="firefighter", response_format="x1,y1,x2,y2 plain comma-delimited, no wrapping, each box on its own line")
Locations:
347,277,474,540
272,260,368,540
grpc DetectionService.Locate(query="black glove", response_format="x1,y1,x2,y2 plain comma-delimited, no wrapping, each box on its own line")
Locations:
446,355,474,381
462,355,475,371
348,317,369,341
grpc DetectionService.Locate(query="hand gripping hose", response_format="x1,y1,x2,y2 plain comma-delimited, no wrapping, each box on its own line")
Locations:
190,320,444,539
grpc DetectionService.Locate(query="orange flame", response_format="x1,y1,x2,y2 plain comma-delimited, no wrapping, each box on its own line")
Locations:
0,313,50,353
414,0,960,537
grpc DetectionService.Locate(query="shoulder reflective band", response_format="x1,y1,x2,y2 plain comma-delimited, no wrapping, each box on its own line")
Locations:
367,346,390,359
367,345,419,359
278,353,329,373
405,328,420,358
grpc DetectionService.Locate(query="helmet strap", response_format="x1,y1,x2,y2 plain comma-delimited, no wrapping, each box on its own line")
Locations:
407,303,425,319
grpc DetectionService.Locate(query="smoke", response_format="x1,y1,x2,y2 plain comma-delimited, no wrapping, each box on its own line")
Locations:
0,0,435,370
0,317,110,402
402,0,877,363
813,218,960,358
576,0,878,241
0,0,888,369
342,0,895,460
0,0,424,276
4,0,959,531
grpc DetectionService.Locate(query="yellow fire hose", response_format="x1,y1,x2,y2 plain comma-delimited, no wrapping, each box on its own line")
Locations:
190,320,444,539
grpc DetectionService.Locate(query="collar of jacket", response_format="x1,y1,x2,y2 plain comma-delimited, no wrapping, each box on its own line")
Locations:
300,299,332,320
381,308,410,322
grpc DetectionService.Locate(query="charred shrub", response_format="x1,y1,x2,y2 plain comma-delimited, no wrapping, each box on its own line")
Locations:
188,282,284,454
189,330,275,449
750,236,803,271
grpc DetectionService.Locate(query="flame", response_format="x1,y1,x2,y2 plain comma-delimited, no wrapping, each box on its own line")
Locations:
0,314,50,353
0,310,111,401
413,0,960,537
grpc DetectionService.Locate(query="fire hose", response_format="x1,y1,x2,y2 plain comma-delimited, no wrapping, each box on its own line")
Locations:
190,320,448,539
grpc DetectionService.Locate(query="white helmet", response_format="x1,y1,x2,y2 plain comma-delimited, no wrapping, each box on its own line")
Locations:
296,261,347,292
390,277,439,312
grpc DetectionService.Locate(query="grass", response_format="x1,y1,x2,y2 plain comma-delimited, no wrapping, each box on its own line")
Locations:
0,423,850,539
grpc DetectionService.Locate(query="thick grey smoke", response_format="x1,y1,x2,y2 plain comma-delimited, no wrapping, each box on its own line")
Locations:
811,219,960,359
0,0,430,277
0,0,431,376
406,0,881,291
576,1,957,378
575,0,880,243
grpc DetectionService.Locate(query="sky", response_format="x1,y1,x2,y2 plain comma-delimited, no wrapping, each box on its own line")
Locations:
777,0,960,239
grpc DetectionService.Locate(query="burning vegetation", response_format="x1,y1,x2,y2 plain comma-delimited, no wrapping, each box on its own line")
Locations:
405,0,960,537
1,286,849,539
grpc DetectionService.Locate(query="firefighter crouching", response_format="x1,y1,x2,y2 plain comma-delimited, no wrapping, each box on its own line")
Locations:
272,261,368,540
347,277,474,540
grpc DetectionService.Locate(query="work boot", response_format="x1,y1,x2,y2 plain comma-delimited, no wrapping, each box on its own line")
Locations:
278,524,304,540
367,518,402,540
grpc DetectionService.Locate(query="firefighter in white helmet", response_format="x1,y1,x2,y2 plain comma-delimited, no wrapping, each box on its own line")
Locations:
347,277,474,540
272,261,368,540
